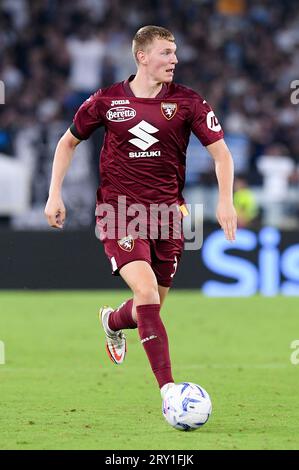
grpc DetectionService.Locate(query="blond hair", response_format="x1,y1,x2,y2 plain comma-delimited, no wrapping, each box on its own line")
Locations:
132,25,175,64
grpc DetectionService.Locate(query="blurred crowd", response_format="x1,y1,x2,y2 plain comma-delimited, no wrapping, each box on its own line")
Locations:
1,0,299,229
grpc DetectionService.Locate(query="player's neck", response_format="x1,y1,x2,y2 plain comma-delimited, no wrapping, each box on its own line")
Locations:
129,73,163,98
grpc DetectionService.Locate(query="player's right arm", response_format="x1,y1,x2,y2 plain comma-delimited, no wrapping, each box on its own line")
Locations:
44,129,81,228
45,89,102,228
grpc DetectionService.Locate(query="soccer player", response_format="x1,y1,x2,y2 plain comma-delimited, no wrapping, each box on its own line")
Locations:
45,26,237,399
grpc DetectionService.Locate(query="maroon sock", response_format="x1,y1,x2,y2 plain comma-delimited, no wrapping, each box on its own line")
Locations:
136,304,174,389
108,299,137,331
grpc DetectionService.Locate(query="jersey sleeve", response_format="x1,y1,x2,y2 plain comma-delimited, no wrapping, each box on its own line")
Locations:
190,97,224,146
70,90,103,140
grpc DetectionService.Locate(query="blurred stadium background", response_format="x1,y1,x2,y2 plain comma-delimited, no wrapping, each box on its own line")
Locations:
1,0,299,291
1,0,299,451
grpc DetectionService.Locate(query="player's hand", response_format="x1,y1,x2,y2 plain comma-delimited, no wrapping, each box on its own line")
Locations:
44,196,66,229
216,201,237,242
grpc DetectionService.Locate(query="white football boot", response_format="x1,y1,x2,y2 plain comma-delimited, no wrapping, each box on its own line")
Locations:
99,306,126,365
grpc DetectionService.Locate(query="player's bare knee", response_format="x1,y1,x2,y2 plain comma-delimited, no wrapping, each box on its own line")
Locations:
134,284,160,305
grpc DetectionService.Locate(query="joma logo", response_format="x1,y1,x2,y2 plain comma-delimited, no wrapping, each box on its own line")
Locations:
111,99,130,106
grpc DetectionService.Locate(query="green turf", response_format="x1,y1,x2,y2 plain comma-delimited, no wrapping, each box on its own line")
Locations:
0,291,298,450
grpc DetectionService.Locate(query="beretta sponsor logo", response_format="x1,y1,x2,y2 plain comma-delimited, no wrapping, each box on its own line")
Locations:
106,106,136,122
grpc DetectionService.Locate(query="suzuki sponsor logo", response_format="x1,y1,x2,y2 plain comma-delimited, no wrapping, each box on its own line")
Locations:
129,150,161,158
111,99,130,106
106,106,136,122
128,120,159,151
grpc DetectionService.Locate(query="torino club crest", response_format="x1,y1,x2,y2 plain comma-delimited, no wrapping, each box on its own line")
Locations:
161,102,177,120
118,235,135,252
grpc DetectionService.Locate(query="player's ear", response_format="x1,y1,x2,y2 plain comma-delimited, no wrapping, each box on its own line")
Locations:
136,50,148,65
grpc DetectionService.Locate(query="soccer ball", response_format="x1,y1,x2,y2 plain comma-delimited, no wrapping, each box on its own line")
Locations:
162,382,212,431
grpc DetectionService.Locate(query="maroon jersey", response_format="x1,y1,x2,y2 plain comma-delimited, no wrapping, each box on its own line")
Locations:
71,75,224,210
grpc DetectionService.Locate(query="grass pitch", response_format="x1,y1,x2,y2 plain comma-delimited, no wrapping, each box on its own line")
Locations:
0,291,298,450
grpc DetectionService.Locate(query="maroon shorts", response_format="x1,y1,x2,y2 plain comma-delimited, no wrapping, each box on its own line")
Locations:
101,235,184,288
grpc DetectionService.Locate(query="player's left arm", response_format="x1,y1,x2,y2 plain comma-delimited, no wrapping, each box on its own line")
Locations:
206,138,237,241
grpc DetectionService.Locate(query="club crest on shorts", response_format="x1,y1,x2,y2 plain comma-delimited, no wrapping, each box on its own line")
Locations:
161,102,177,120
118,235,134,252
